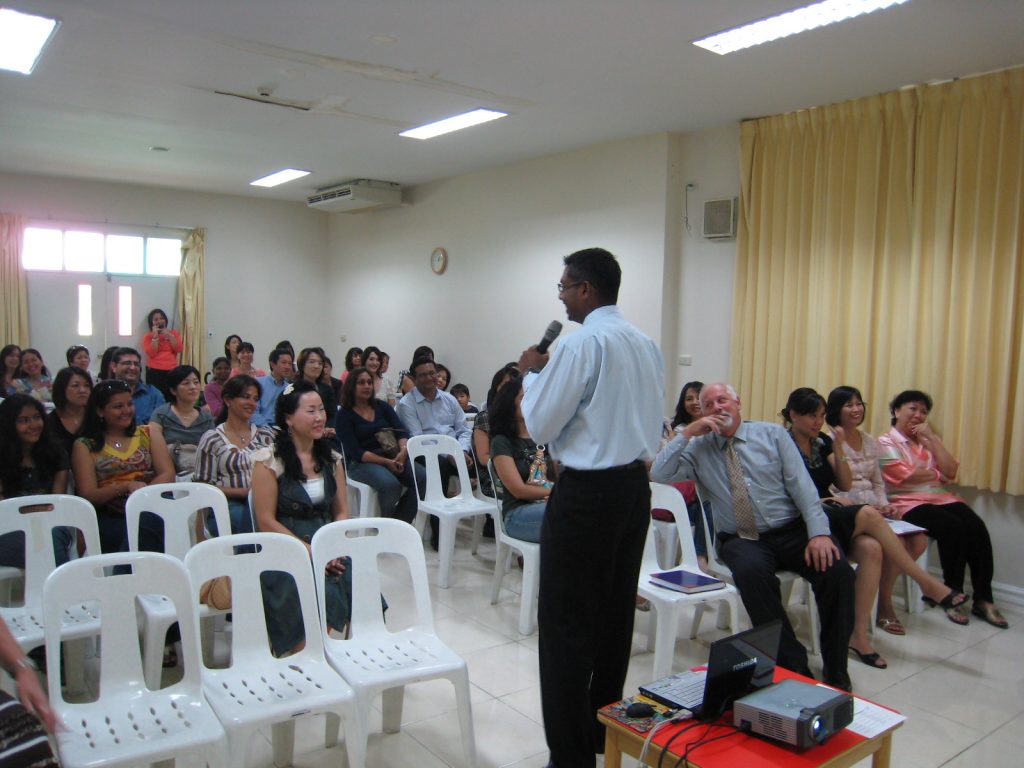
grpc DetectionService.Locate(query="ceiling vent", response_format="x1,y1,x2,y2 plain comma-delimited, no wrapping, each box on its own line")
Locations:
306,179,403,213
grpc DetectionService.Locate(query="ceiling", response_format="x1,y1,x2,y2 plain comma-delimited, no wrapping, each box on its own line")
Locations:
2,0,1022,203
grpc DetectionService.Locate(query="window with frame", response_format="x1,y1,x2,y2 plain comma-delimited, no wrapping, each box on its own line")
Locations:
22,226,183,276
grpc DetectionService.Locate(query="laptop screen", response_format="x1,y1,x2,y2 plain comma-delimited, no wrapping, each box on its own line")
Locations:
701,620,782,717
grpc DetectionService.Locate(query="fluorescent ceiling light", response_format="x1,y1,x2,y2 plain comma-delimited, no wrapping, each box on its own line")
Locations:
0,7,59,74
250,168,311,188
693,0,912,55
400,108,508,140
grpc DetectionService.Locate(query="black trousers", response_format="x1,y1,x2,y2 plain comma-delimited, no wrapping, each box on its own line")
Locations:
538,462,650,768
902,502,995,602
718,521,855,686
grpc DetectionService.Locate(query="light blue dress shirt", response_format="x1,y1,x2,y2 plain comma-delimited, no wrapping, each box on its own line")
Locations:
130,382,166,425
253,374,288,427
521,305,664,470
651,419,831,539
396,388,472,453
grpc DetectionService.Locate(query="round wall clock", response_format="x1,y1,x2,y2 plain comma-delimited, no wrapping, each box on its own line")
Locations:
430,247,448,274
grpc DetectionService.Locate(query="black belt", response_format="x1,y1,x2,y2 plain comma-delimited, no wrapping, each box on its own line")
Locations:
561,459,645,475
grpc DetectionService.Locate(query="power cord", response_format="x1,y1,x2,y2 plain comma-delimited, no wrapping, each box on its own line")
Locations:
675,724,745,767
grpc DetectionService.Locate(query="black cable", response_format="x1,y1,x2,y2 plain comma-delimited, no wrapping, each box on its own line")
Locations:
656,719,706,768
676,724,745,768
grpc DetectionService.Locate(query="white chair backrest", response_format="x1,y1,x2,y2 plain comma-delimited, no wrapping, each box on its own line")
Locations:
43,551,202,698
311,519,435,636
649,482,701,568
0,495,101,600
126,482,231,557
406,434,475,504
184,532,326,665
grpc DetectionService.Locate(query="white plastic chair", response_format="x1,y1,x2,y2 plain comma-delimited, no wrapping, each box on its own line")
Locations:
407,434,493,588
125,482,233,688
640,484,740,679
311,519,477,768
0,495,102,694
184,532,366,768
698,488,822,655
43,551,227,768
487,461,541,635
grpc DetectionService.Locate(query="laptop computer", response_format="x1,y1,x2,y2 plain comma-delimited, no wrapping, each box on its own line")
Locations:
639,620,782,721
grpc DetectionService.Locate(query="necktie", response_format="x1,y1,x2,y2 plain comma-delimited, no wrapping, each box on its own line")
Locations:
725,437,759,540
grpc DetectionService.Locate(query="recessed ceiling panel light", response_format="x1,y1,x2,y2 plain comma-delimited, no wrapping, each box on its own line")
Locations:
400,108,508,140
693,0,912,56
250,168,311,188
0,7,60,74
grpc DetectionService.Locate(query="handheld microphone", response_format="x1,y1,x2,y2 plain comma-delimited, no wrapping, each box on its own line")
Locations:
536,321,563,354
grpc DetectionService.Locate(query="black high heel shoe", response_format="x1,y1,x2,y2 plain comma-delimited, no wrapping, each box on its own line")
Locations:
848,646,888,669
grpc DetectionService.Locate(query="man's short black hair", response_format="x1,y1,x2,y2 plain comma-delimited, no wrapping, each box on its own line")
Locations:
112,346,140,364
410,356,436,377
269,347,292,366
563,247,621,305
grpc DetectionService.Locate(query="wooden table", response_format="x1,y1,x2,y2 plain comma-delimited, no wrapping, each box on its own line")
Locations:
598,671,903,768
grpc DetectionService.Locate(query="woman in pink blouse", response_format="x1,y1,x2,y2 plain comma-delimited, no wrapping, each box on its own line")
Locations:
878,390,1006,629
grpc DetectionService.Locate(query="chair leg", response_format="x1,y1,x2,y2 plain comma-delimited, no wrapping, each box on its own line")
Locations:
652,603,682,680
324,712,340,748
140,613,175,690
470,514,484,556
450,670,477,768
518,555,539,635
381,685,406,734
438,517,457,589
689,604,709,639
342,704,368,768
271,720,296,768
490,541,509,604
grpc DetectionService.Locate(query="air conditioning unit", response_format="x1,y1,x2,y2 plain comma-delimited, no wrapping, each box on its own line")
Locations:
703,197,738,239
306,179,402,213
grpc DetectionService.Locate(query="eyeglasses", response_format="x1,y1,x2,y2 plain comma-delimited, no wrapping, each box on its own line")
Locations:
557,281,584,294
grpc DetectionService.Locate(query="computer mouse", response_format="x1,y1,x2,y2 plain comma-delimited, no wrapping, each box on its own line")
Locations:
625,701,656,719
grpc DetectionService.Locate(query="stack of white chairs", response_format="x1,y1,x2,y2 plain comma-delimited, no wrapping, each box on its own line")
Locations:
184,532,366,768
639,483,740,679
0,494,102,694
407,434,493,588
486,461,541,635
43,551,227,768
311,518,477,768
125,482,233,687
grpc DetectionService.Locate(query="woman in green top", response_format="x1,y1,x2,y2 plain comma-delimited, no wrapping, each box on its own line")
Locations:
488,377,552,543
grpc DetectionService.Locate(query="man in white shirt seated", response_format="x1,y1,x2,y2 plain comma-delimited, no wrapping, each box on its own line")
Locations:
396,356,472,549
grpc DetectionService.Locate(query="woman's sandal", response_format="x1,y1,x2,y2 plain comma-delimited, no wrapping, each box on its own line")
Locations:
923,591,970,626
971,603,1009,629
849,646,888,669
875,617,906,636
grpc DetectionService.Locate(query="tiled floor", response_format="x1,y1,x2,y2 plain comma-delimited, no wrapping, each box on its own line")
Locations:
112,527,1024,767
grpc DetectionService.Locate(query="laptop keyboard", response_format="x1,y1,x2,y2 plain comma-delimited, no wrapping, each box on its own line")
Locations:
639,670,708,711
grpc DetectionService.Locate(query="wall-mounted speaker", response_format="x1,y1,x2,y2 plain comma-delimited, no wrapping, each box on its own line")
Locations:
703,197,737,239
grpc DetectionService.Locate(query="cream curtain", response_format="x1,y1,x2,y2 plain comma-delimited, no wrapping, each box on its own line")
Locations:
178,228,206,372
733,67,1024,494
0,213,30,347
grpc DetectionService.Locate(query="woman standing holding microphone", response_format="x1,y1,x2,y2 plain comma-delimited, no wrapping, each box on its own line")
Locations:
141,308,182,399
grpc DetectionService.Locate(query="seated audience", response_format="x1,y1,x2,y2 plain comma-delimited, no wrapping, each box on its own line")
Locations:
13,348,53,403
65,345,94,380
251,380,351,656
141,308,182,397
784,387,967,669
335,367,416,523
397,355,472,549
297,347,337,421
472,363,520,499
98,345,119,380
489,377,552,542
224,334,243,371
450,383,478,414
203,356,231,417
878,390,1007,628
0,394,73,567
47,366,92,458
435,363,451,392
254,348,293,426
194,374,275,534
1,344,21,396
149,365,215,477
230,341,265,378
111,346,165,424
652,382,855,690
341,347,363,384
71,379,175,553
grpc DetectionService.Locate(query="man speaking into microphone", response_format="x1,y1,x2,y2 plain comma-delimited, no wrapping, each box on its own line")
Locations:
519,248,663,768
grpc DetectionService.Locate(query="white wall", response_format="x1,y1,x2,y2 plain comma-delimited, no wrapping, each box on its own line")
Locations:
325,133,676,400
0,172,330,367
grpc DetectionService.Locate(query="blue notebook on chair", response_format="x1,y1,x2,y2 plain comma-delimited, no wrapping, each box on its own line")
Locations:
649,569,725,594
